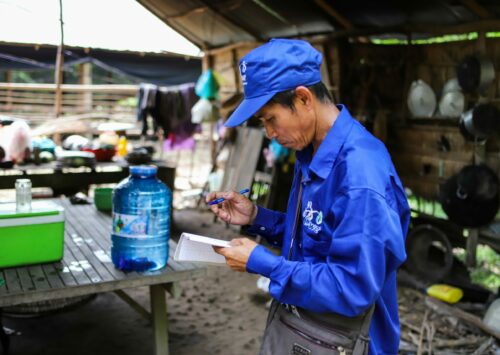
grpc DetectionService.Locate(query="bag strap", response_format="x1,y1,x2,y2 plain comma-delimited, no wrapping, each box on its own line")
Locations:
352,304,375,355
287,175,303,260
267,176,303,325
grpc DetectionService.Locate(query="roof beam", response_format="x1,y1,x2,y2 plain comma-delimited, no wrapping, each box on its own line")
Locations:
197,0,266,42
138,1,207,48
461,0,493,19
313,0,353,30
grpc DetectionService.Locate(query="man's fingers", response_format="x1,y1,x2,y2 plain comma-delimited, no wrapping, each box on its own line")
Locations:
205,191,227,204
229,238,244,246
213,246,231,257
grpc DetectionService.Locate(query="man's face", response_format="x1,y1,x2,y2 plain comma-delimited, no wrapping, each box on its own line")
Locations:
255,101,313,151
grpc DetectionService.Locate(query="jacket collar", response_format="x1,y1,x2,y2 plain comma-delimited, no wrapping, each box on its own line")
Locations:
296,104,355,181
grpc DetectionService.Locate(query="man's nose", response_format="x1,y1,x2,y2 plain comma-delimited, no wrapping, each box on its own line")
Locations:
264,125,277,139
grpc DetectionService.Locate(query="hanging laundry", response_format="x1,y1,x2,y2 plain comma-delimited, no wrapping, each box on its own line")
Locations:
135,82,198,138
191,98,219,124
136,83,159,135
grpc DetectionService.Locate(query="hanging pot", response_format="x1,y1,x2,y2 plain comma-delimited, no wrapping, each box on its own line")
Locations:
439,164,499,227
407,79,436,117
405,224,453,282
459,103,500,141
457,55,495,93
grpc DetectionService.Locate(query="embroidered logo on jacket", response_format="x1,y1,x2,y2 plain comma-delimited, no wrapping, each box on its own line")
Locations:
303,201,323,234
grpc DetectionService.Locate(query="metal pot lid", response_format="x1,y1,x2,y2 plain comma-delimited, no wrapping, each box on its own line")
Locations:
438,91,465,118
442,78,461,95
407,80,436,117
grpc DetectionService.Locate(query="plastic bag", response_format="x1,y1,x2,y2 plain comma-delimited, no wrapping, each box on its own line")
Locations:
195,69,220,100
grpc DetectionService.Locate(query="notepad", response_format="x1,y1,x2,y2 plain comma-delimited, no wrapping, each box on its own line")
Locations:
173,232,231,265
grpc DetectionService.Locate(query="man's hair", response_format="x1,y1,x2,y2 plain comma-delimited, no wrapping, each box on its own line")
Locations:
267,81,333,110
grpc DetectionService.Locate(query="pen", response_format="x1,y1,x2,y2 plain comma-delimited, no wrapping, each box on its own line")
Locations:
207,188,250,206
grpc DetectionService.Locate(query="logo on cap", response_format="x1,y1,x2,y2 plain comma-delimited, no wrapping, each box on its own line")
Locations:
240,61,247,86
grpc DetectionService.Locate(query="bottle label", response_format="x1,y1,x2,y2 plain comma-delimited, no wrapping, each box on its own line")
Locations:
112,212,149,238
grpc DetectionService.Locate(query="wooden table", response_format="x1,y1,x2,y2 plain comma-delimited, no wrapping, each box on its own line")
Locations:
0,198,206,354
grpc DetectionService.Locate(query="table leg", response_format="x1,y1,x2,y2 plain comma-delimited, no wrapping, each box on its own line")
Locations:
150,284,169,355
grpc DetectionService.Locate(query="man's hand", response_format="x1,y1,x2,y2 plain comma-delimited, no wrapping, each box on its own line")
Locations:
206,190,258,225
213,238,258,272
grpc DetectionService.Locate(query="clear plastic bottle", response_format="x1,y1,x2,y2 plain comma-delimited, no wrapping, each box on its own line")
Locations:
111,165,171,271
15,178,32,213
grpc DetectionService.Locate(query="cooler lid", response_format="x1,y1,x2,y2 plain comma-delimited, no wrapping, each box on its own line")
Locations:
0,200,63,220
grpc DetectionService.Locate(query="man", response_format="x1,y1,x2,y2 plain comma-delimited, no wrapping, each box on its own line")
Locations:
207,39,410,355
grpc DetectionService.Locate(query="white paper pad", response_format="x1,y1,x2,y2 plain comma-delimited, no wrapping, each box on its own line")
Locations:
174,232,231,265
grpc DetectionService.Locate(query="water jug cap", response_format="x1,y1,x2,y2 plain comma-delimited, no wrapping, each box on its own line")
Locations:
130,165,157,177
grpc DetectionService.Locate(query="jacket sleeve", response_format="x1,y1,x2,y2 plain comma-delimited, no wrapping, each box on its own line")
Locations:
246,188,408,316
245,206,287,247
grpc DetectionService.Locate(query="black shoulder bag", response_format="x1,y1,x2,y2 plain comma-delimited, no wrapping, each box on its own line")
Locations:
259,178,375,355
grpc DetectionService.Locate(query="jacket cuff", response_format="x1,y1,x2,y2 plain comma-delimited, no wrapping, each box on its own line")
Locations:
246,245,281,277
246,206,278,235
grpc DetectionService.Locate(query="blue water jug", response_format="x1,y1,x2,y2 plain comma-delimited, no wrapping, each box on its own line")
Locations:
111,165,171,271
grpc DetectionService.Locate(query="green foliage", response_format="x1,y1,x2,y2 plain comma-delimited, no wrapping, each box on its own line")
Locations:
117,97,137,107
370,31,500,46
454,246,500,292
407,195,447,219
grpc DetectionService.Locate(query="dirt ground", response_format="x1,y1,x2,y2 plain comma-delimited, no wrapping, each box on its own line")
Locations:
2,208,269,355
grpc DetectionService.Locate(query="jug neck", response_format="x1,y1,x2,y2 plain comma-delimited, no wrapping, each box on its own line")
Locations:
130,165,157,179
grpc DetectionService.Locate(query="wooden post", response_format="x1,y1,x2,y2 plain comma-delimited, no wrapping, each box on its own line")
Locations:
202,52,217,168
78,62,93,113
4,71,12,111
466,228,479,267
232,48,241,92
54,0,64,119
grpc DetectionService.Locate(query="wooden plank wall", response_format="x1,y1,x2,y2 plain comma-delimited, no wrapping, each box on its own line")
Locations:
205,36,500,200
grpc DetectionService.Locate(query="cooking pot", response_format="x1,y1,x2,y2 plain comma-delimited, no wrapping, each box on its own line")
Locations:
439,164,499,227
459,103,500,141
457,55,495,93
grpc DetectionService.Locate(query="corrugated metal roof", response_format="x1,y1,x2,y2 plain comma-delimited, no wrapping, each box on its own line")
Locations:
138,0,500,49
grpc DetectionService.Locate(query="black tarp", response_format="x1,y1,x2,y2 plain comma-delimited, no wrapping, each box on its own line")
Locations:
0,42,201,86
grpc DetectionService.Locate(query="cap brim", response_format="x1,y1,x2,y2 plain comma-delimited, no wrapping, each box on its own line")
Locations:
224,92,275,127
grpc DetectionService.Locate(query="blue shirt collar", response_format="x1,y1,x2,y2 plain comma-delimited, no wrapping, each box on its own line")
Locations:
296,104,355,180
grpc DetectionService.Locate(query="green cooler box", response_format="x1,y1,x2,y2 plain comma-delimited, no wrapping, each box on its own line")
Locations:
0,201,65,268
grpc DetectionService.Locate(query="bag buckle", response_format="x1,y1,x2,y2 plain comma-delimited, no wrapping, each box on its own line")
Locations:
283,303,302,318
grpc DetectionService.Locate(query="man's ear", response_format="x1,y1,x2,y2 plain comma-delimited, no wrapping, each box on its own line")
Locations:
294,86,313,109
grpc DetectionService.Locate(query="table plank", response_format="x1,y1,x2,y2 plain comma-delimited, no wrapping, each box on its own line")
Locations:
64,219,115,283
0,269,7,295
27,265,51,291
16,267,35,292
2,269,21,293
41,263,65,289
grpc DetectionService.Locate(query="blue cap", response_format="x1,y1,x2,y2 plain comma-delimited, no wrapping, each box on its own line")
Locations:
225,39,322,128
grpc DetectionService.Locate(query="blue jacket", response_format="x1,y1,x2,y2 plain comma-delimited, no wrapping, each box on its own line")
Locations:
246,105,410,354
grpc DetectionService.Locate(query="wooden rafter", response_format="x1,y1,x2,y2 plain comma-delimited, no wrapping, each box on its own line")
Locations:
313,0,353,30
197,0,266,42
461,0,492,19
